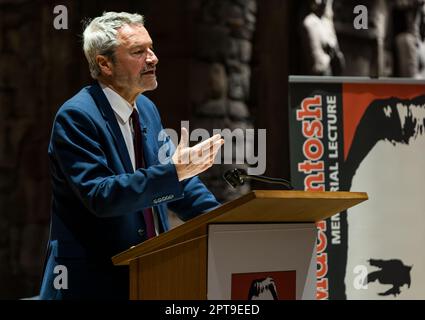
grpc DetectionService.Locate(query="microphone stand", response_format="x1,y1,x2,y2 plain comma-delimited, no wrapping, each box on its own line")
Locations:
223,168,294,190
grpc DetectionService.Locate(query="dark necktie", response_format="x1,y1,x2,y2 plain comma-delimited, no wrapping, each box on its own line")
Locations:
130,109,156,239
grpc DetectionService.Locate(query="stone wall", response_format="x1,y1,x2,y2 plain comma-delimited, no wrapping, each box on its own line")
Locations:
190,0,258,201
1,0,52,298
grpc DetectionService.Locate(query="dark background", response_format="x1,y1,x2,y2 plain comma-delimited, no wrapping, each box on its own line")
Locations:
0,0,410,298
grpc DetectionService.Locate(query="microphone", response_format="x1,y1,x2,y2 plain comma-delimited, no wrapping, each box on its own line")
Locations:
223,168,294,190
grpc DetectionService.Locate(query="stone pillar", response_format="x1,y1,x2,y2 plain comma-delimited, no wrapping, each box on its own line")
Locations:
0,0,86,298
333,0,391,77
190,0,258,201
0,0,54,298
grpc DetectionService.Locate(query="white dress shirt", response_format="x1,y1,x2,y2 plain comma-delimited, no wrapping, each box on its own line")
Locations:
101,83,137,171
100,82,159,235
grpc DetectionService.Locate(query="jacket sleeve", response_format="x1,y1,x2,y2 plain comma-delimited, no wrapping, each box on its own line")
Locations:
147,105,221,221
142,98,221,221
167,176,221,221
51,105,184,218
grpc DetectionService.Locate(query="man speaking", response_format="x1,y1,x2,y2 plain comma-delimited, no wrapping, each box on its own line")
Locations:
39,11,224,300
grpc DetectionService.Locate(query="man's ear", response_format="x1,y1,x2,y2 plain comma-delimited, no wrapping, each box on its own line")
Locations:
96,55,113,77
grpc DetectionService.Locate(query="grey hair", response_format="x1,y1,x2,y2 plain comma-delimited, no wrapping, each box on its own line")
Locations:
82,12,145,79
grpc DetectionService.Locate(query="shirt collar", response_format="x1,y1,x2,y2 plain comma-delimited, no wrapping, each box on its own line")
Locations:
100,82,138,123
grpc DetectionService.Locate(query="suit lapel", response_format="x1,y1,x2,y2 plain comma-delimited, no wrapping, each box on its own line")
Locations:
88,83,134,173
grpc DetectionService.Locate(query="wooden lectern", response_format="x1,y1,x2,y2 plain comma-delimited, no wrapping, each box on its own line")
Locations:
112,190,367,300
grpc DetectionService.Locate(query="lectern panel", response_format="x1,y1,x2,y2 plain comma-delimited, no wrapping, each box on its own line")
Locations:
207,223,317,300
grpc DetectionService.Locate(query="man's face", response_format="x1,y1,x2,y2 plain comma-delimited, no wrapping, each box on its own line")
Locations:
108,24,159,94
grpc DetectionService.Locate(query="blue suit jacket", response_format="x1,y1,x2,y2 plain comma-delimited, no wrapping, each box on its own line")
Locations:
39,82,220,299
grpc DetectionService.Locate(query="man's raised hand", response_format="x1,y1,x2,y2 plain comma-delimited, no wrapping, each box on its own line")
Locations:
172,127,224,181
